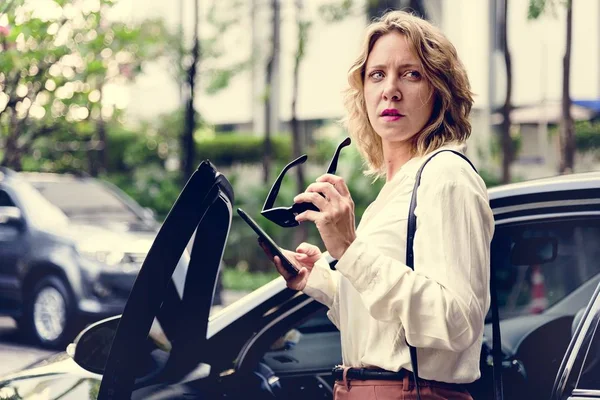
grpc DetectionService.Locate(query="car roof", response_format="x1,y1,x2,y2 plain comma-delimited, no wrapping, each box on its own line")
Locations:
488,171,600,201
17,171,90,183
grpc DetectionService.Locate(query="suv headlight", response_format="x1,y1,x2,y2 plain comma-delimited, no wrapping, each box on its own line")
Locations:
81,250,125,267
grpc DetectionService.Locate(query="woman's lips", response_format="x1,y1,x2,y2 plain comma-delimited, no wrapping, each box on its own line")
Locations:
381,115,403,122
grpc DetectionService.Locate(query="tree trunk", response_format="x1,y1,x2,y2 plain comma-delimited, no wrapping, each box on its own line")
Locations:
182,0,200,184
366,0,400,20
1,137,21,170
559,1,574,174
292,0,308,243
406,0,428,19
263,0,280,184
500,0,513,184
2,112,23,170
97,86,108,174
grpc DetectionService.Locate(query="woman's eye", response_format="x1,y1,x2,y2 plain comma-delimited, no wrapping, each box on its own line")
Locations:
369,71,384,80
403,70,422,80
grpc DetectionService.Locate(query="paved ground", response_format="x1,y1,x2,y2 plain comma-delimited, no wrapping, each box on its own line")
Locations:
0,290,249,377
0,317,55,376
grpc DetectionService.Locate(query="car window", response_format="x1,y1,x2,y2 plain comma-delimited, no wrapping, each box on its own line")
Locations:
492,219,600,320
0,189,15,207
28,179,143,223
11,180,69,229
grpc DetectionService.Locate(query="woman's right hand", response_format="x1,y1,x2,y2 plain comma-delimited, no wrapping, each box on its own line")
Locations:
258,240,322,291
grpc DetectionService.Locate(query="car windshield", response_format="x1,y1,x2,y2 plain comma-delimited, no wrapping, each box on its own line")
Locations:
12,180,69,229
27,179,143,223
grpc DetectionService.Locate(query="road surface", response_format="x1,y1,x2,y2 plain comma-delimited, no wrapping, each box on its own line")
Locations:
0,289,249,377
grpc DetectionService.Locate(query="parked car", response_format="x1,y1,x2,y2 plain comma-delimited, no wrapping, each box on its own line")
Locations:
0,163,599,400
0,168,189,348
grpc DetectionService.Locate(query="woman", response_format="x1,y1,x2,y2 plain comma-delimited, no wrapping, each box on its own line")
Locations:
261,10,494,400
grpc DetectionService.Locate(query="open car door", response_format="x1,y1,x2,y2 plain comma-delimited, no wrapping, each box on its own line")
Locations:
94,160,234,400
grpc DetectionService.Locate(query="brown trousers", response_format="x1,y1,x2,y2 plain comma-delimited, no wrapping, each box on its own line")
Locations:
333,375,473,400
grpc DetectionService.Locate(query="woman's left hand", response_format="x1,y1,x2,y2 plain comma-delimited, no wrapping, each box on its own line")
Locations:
294,174,356,260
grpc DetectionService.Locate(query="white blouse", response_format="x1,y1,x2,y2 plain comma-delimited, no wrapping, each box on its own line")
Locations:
303,145,495,384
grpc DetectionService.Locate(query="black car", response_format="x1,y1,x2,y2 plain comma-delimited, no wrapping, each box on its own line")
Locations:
0,163,599,400
0,168,189,348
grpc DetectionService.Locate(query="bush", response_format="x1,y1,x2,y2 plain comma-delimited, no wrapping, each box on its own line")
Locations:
479,168,503,188
197,133,293,167
575,121,600,153
104,167,182,221
221,267,279,292
106,124,171,173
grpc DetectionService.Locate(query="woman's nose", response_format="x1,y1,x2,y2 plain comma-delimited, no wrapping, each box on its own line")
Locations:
382,79,401,101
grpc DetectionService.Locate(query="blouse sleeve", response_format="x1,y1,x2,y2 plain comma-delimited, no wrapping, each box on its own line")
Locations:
302,252,341,328
333,164,495,352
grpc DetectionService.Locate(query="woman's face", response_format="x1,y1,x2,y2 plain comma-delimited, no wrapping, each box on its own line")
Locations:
363,31,435,147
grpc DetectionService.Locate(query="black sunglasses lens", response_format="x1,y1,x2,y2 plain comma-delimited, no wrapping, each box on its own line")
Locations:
261,208,299,227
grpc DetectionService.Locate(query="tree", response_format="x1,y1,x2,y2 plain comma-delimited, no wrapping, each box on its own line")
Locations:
366,0,428,20
528,0,575,173
320,0,428,22
290,0,309,193
262,0,281,184
181,0,200,184
162,0,248,183
499,0,514,183
291,0,311,242
0,0,168,172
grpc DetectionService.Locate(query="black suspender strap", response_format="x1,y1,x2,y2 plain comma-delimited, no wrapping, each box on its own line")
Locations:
405,149,479,400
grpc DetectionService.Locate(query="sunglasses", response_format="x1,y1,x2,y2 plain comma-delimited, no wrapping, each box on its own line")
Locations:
261,137,351,227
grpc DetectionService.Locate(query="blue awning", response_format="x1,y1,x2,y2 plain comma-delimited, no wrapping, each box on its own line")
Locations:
573,100,600,113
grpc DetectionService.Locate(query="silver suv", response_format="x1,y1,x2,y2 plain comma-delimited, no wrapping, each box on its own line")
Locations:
0,168,189,348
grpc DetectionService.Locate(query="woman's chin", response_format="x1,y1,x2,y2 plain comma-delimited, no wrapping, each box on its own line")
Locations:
375,128,420,144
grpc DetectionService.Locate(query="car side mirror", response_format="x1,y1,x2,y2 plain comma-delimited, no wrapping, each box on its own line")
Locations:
0,206,24,229
69,315,172,375
69,316,120,375
511,237,558,266
143,207,156,220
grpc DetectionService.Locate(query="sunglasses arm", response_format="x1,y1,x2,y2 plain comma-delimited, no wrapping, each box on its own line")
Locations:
326,137,352,175
262,154,308,211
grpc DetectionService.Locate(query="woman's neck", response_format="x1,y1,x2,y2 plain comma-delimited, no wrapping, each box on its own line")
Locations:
383,141,414,182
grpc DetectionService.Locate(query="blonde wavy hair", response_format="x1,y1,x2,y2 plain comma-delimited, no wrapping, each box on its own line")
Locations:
343,10,474,178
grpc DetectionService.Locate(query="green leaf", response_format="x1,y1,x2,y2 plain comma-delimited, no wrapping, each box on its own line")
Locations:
319,0,355,23
528,0,548,19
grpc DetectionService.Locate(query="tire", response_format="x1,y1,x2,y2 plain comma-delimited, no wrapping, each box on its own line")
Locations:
23,275,79,349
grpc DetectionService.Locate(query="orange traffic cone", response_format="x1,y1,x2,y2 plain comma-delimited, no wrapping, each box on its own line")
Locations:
530,264,548,314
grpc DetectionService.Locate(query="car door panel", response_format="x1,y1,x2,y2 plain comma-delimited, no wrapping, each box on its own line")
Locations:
263,331,341,377
487,217,600,399
97,161,234,399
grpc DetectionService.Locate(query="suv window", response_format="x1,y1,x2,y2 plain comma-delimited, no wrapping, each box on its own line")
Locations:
28,179,142,223
493,219,600,320
0,190,15,207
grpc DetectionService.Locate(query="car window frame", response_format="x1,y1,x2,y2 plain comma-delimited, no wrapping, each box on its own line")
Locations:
552,283,600,399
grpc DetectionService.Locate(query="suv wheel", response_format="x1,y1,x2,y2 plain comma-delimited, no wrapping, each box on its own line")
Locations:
24,276,77,349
